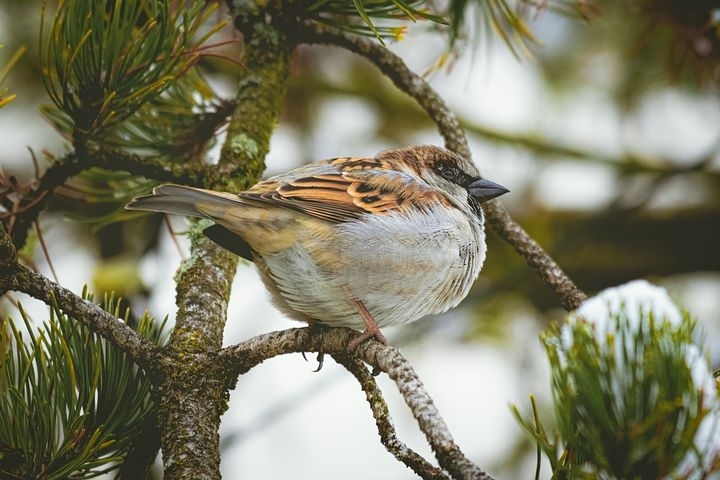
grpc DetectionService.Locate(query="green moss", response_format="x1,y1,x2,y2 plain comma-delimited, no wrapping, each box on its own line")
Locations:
217,19,290,190
173,256,194,284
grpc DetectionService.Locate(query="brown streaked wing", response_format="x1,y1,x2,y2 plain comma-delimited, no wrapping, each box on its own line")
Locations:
237,161,448,224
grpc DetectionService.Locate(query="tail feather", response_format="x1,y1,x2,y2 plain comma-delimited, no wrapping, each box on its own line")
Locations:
126,184,241,219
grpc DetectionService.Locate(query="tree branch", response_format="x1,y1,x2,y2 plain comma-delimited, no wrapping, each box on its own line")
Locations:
332,353,450,479
0,262,160,373
482,202,588,310
153,7,292,478
5,149,235,251
217,327,495,480
295,24,588,311
291,23,470,159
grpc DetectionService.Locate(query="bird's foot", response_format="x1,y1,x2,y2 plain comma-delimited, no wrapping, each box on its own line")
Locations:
302,322,328,372
347,328,389,352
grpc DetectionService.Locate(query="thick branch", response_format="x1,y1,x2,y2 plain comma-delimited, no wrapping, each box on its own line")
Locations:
219,17,290,190
169,229,238,356
295,24,587,311
152,350,231,480
155,9,291,479
217,328,495,480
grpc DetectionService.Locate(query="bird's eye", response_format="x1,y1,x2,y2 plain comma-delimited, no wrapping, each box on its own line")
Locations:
438,163,460,182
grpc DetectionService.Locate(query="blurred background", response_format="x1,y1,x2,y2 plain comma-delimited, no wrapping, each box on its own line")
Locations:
1,1,720,478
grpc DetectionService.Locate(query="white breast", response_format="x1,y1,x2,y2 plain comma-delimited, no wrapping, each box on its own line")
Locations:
260,205,486,330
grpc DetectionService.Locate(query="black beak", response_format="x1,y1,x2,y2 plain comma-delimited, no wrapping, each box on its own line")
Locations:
468,178,509,204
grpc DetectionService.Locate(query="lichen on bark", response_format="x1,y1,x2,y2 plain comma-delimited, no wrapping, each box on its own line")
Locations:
155,11,291,479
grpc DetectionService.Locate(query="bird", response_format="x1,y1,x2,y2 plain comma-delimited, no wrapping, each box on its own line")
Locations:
126,145,508,350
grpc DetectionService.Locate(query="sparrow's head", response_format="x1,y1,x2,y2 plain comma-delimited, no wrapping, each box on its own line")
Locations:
378,145,509,215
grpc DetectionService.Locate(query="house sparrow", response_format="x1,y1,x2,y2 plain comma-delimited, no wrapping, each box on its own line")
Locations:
126,145,508,349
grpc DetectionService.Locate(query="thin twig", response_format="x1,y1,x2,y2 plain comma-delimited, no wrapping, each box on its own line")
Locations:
292,23,470,159
217,327,495,480
371,346,494,480
295,23,587,311
34,220,59,284
332,353,450,479
1,262,160,371
6,149,244,251
483,201,587,310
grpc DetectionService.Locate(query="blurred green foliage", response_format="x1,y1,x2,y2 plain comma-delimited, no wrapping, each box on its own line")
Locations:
0,45,24,109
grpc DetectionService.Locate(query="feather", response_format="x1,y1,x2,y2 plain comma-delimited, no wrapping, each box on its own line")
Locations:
126,184,242,219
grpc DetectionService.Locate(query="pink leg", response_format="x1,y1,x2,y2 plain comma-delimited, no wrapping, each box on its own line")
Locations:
347,299,389,351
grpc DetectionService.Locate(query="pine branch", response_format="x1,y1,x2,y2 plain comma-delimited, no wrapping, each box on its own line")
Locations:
0,294,165,479
516,281,720,477
0,226,160,371
447,0,539,58
4,146,254,252
305,0,446,44
40,0,223,145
